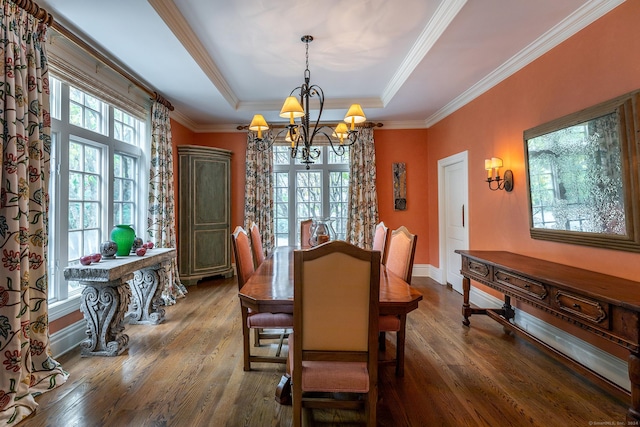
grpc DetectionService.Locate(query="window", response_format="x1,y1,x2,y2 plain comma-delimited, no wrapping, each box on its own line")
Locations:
48,76,148,317
273,145,350,246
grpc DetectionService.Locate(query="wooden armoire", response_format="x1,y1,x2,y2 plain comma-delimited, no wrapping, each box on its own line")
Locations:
178,145,233,285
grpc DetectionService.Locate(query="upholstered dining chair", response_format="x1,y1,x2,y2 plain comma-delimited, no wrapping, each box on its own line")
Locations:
300,218,313,249
288,241,380,426
249,222,266,268
379,225,417,376
372,221,389,262
231,226,293,371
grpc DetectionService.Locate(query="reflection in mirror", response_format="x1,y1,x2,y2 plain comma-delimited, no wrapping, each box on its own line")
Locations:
524,90,640,252
527,112,624,235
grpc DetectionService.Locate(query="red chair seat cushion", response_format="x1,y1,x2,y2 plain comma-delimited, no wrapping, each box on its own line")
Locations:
379,314,400,331
247,312,293,328
287,336,369,393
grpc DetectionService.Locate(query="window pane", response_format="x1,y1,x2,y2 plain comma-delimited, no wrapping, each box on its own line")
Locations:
68,203,81,230
69,142,82,170
69,87,82,103
85,94,100,110
69,102,82,126
114,179,122,200
122,180,133,201
85,146,99,173
84,203,99,228
124,157,134,179
84,175,99,200
69,172,82,200
84,109,100,132
328,146,349,164
83,229,100,254
68,231,82,260
122,203,134,224
114,122,122,141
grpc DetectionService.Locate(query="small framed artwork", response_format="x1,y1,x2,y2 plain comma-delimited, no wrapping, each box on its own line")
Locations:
393,162,407,211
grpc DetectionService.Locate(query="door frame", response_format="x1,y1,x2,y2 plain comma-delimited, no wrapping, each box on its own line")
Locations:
438,150,469,287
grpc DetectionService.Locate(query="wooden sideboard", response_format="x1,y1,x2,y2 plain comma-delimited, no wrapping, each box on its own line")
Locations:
456,250,640,422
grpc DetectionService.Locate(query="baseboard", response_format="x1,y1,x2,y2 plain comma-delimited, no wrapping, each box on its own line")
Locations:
469,287,630,391
49,320,85,359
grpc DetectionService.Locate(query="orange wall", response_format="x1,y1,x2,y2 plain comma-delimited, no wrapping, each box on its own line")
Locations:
427,1,640,281
374,129,429,263
426,1,640,357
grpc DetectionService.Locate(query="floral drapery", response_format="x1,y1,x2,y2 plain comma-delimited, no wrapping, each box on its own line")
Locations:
147,100,186,305
0,2,68,424
345,127,379,248
244,133,274,255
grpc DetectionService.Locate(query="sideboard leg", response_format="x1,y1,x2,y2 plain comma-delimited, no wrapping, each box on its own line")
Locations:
628,352,640,422
462,276,471,326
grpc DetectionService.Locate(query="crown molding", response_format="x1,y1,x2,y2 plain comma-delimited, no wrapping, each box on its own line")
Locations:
381,0,467,107
379,120,429,130
148,0,239,109
169,108,200,131
424,0,625,127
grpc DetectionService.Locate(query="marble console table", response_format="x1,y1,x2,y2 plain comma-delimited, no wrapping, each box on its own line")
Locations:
64,248,176,357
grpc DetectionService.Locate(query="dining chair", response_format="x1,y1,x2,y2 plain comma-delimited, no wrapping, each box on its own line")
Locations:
379,225,417,376
249,222,266,268
248,221,278,347
372,221,389,261
300,218,313,249
289,241,380,426
231,226,293,371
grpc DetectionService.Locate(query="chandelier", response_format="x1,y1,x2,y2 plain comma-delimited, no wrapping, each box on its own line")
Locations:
248,35,366,169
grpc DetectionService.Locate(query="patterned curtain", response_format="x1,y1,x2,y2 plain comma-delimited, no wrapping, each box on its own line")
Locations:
147,100,186,305
244,133,274,255
345,127,379,248
0,3,68,424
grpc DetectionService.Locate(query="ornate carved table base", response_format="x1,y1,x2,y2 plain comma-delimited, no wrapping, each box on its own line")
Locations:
126,264,166,325
79,277,132,357
65,248,177,357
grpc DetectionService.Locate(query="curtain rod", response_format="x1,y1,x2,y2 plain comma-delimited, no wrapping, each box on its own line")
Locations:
14,0,174,111
236,122,383,131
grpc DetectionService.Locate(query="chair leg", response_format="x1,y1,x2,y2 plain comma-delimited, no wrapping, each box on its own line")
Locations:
275,330,286,357
254,328,262,347
241,308,252,371
378,331,386,351
396,314,407,377
367,384,378,426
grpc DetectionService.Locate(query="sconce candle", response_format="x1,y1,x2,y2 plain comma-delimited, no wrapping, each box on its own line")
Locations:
484,157,513,192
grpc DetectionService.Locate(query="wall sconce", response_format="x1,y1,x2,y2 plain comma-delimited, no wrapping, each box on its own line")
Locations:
484,157,514,192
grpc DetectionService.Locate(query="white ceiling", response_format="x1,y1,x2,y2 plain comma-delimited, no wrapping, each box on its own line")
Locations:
37,0,623,131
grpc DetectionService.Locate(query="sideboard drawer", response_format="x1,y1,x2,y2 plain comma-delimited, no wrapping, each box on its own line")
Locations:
554,290,610,329
494,269,548,301
462,258,492,281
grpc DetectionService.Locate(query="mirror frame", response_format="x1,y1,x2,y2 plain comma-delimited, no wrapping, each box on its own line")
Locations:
523,90,640,252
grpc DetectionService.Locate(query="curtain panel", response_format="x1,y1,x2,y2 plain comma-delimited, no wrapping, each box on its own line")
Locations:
147,100,186,305
0,2,68,424
346,127,379,248
243,133,274,255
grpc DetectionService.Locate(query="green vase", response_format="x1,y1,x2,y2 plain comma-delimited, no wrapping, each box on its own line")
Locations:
110,225,136,256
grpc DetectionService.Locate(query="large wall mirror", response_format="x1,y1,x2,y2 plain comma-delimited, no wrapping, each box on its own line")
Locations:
523,90,640,252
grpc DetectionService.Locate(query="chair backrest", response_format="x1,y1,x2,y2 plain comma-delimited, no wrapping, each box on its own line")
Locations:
230,226,255,290
384,226,417,283
249,222,265,267
372,221,389,261
293,240,380,359
300,218,313,249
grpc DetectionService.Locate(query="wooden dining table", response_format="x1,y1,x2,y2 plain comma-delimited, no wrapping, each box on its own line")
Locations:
238,245,423,377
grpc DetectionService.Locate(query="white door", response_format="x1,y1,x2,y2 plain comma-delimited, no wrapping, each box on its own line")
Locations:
438,152,469,294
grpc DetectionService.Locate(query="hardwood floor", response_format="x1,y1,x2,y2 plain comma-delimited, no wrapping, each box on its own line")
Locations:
28,276,628,426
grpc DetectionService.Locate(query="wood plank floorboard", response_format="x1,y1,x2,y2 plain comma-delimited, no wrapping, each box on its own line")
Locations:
26,276,628,427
